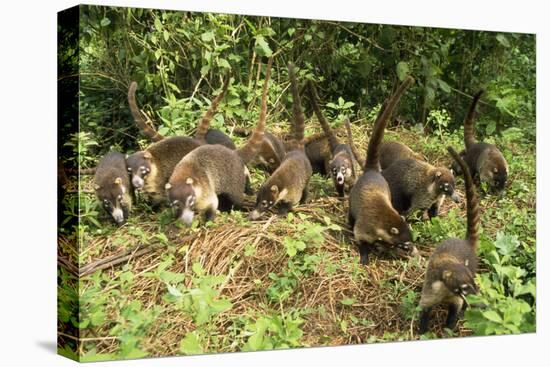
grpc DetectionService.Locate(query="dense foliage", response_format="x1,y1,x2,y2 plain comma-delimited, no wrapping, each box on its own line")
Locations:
58,5,536,361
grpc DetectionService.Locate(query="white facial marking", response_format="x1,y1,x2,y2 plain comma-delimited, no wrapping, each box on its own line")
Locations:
249,209,262,220
180,208,195,226
112,207,124,223
336,172,345,185
132,175,144,188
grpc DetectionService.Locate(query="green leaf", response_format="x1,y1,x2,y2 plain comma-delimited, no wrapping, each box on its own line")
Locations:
218,58,230,69
496,34,511,47
154,17,163,31
396,61,409,81
201,31,215,42
340,298,356,306
483,310,503,323
437,79,451,93
180,332,203,355
100,18,110,27
254,35,273,57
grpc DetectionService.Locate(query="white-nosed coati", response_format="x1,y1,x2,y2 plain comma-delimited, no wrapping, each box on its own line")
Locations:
128,79,236,149
126,77,232,206
348,76,414,264
382,159,460,219
231,128,286,173
379,141,423,170
307,81,359,197
94,151,133,224
249,62,313,220
165,58,272,226
454,90,509,191
418,146,480,334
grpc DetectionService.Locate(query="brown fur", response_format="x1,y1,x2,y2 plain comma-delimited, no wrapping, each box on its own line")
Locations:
382,159,459,218
94,151,133,224
460,90,509,191
195,75,231,142
348,76,414,264
418,146,480,334
307,83,358,196
379,141,423,170
166,59,272,226
249,62,313,220
128,82,164,142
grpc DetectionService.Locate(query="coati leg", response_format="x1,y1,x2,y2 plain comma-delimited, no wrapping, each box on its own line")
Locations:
358,241,371,265
445,298,464,330
204,207,217,222
348,211,355,228
427,196,445,218
336,182,345,197
277,201,293,216
419,307,433,334
220,191,245,211
300,182,310,204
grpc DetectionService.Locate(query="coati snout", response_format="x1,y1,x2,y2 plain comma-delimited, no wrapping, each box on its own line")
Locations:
442,264,477,299
249,185,279,220
165,178,199,226
433,169,460,203
329,153,353,192
126,151,152,190
480,161,508,191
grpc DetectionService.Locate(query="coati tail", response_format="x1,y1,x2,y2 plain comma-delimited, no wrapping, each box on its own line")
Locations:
344,117,365,167
308,81,340,150
447,146,479,248
288,62,306,150
237,58,272,164
195,74,231,142
364,76,414,171
464,90,484,149
128,81,164,142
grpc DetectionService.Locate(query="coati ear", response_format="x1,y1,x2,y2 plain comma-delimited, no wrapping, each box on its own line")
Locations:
186,177,194,185
165,183,172,190
270,185,279,195
400,215,406,221
143,151,152,159
94,184,101,191
442,270,452,280
493,167,498,173
390,227,399,235
114,177,122,185
435,171,442,178
125,154,129,159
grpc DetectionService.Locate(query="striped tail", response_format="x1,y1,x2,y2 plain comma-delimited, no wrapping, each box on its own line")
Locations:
364,76,414,171
464,90,484,149
237,58,272,163
447,146,480,249
344,117,365,167
195,74,231,142
307,81,340,151
287,62,306,151
128,82,164,142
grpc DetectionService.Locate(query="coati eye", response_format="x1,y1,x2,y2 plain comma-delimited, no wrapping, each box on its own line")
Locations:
127,167,132,172
454,288,459,293
118,194,123,201
269,201,274,205
261,200,268,207
390,227,399,235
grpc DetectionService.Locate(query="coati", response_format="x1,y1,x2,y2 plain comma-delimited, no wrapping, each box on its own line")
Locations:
304,135,331,175
126,78,231,205
348,76,414,264
230,128,286,173
249,62,313,220
165,58,272,225
379,141,423,170
94,151,133,224
455,90,509,191
307,81,358,196
128,79,235,149
382,159,460,218
418,146,479,334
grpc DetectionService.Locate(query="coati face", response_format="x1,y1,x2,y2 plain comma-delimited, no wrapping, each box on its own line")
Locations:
433,168,460,203
329,155,353,188
249,184,279,220
480,162,508,191
442,264,477,301
366,212,414,253
125,151,153,190
165,177,197,226
95,177,130,224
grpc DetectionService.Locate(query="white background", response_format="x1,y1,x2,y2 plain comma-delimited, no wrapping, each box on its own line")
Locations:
0,0,545,365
